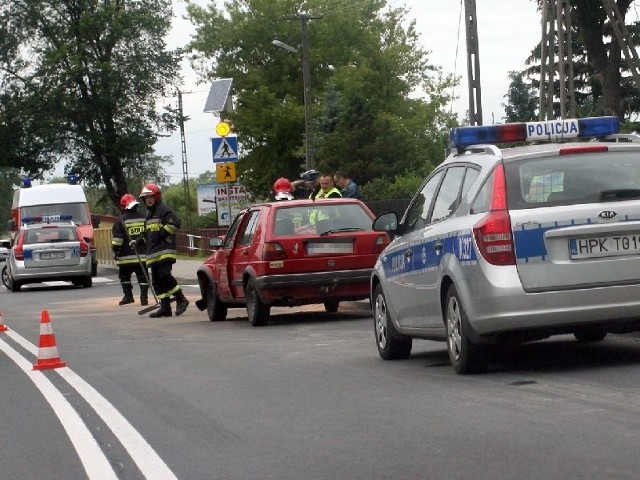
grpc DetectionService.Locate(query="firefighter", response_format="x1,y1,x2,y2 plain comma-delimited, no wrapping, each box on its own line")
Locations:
273,177,294,201
133,183,189,317
111,194,149,306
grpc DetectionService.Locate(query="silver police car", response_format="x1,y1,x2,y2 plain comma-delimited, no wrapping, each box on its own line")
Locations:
371,116,640,374
5,215,93,291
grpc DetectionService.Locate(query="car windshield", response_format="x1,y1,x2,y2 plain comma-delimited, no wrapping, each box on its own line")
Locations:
274,203,373,235
505,151,640,209
21,203,90,225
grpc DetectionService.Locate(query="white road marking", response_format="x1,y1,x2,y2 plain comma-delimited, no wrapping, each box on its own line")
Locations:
4,329,178,480
0,337,118,480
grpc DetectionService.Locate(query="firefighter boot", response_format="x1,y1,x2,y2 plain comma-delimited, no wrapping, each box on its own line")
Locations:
175,290,190,316
119,284,134,306
140,285,149,306
150,298,172,318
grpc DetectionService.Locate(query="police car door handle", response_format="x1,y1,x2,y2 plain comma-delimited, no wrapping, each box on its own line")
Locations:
404,250,412,258
434,242,443,253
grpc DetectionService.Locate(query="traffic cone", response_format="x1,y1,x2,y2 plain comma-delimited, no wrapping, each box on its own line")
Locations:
0,311,7,332
33,310,66,371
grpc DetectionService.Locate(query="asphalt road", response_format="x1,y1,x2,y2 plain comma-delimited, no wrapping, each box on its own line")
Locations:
2,267,640,479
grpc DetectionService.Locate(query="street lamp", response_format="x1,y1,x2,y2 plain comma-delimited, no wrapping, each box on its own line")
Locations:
272,38,314,170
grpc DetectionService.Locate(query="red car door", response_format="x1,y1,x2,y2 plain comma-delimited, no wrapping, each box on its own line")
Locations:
213,211,246,300
227,209,262,298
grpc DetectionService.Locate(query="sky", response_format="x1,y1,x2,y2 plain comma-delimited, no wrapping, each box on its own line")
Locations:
155,0,542,183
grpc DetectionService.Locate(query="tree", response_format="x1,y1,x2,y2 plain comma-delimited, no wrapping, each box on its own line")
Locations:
502,71,538,122
0,0,181,210
526,0,640,120
187,0,458,198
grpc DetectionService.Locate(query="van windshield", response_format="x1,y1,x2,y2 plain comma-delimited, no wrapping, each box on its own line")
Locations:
21,203,90,225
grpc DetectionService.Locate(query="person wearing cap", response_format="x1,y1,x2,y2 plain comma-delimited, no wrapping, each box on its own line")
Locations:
334,170,363,200
291,169,321,199
112,193,149,306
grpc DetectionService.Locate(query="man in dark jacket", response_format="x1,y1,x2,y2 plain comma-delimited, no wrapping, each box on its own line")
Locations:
112,193,149,306
135,183,189,317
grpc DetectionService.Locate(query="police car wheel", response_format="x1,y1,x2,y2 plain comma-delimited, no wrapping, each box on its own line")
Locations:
1,265,9,290
245,278,269,327
573,330,607,343
373,284,412,360
445,285,488,374
206,283,228,322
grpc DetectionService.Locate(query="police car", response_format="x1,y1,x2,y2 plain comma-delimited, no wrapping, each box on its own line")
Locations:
371,116,640,374
5,215,93,291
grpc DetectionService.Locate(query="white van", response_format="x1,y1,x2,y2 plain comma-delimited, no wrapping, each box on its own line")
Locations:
8,182,101,276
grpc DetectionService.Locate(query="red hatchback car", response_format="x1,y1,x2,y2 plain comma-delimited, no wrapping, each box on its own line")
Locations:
195,198,390,326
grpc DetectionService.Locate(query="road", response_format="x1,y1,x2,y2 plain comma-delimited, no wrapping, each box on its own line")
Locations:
2,267,640,479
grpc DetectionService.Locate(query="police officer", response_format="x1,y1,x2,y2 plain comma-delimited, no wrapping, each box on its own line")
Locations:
134,183,189,317
312,174,342,199
111,193,149,306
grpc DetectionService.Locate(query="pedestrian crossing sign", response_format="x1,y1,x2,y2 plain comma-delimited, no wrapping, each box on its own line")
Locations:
211,135,238,162
216,162,237,183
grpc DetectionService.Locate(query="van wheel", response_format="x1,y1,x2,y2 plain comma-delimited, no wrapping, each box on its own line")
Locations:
324,300,339,313
445,285,488,374
373,284,412,360
245,278,269,326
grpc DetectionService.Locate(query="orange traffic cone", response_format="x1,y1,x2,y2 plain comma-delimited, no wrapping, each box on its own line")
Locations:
0,311,7,332
33,310,67,371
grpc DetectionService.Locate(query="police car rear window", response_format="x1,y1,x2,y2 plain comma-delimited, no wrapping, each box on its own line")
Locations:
26,227,77,244
504,152,640,209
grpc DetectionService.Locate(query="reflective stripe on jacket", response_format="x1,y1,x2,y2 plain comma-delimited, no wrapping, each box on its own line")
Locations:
112,210,146,266
144,201,180,265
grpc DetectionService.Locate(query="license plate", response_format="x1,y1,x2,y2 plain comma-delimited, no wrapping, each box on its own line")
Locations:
40,251,65,260
569,234,640,259
307,241,353,255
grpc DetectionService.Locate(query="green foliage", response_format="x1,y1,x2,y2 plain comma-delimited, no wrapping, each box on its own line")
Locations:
0,168,21,235
187,0,458,198
502,71,538,122
0,0,181,209
362,172,426,201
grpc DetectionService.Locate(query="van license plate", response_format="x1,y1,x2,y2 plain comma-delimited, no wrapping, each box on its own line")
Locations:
569,234,640,259
41,252,65,260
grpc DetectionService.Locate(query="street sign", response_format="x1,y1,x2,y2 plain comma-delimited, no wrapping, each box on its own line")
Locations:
211,135,238,162
216,162,237,183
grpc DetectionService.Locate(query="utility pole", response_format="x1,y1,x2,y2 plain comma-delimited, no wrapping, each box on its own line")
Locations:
464,0,483,126
178,90,193,230
283,12,321,170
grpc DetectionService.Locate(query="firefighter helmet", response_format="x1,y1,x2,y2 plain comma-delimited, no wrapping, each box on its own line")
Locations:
273,177,293,194
139,183,161,201
119,193,139,211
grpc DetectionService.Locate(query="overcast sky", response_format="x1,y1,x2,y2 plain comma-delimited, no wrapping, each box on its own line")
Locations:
156,0,542,182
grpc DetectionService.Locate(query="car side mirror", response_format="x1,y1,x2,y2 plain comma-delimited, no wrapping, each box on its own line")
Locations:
373,211,398,232
209,237,224,248
91,215,101,228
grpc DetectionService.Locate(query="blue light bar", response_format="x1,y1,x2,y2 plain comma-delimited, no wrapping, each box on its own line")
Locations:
22,215,74,224
449,116,620,150
21,178,32,188
68,174,80,185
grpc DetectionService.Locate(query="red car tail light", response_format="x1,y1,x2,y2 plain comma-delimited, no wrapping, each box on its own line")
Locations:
472,164,516,266
372,234,390,254
13,232,25,260
263,242,288,261
79,240,89,257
